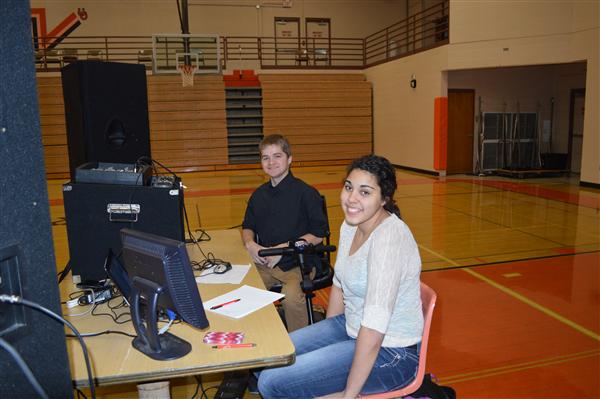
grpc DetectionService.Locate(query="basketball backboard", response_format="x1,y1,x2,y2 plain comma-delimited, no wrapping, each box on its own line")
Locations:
151,34,221,74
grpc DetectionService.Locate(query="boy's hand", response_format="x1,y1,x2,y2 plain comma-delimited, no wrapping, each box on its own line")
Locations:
245,241,267,265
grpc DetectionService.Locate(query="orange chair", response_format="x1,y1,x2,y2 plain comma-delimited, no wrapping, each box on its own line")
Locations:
362,282,437,399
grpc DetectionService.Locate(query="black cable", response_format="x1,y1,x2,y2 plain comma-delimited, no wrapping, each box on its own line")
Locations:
57,259,71,284
190,375,202,399
136,156,177,178
190,250,230,274
90,297,131,324
0,295,96,399
124,163,146,231
183,203,199,244
190,375,218,399
193,228,211,242
86,292,181,327
134,157,227,276
0,337,49,399
66,330,136,339
134,157,212,248
201,385,218,399
75,388,88,399
135,156,202,249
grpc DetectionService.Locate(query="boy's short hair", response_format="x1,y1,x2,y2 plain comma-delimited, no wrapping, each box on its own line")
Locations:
259,134,292,157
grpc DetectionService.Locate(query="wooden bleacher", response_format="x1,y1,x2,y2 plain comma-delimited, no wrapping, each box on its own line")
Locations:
259,73,372,163
146,74,227,171
36,72,372,176
37,77,68,175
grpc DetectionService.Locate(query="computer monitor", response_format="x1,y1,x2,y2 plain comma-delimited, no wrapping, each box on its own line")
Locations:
120,228,209,360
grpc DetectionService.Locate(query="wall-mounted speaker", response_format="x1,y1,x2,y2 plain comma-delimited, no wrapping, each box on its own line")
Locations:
61,61,151,179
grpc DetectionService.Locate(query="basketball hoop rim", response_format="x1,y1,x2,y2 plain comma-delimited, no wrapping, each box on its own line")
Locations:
177,63,197,87
177,64,198,73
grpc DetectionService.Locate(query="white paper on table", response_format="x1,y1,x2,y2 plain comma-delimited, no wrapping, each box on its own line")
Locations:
195,264,251,284
203,284,285,319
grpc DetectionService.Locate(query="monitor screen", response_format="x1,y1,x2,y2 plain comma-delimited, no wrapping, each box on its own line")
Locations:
120,228,209,360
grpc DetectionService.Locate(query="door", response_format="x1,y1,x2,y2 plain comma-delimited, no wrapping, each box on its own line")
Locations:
447,89,475,174
274,17,300,65
568,89,585,173
306,18,331,65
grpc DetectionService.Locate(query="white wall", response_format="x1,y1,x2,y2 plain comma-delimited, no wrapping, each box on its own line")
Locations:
366,47,448,171
30,0,407,38
369,0,599,183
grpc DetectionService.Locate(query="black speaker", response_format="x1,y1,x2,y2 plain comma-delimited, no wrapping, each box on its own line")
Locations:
63,180,185,283
1,1,73,397
61,61,151,179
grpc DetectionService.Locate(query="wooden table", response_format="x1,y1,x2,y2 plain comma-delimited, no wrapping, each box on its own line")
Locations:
64,229,295,387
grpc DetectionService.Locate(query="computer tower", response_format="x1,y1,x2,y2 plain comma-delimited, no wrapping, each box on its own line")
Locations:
63,180,185,283
61,61,151,179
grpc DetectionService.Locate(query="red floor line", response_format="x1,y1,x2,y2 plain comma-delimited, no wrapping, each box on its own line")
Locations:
47,176,599,208
449,178,600,209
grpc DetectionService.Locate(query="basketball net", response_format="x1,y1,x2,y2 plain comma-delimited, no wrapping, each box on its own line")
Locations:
178,64,197,87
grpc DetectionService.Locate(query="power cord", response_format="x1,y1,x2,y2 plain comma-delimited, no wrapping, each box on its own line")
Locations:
0,295,96,399
66,330,136,339
190,375,219,399
90,296,131,324
57,259,71,284
0,337,49,399
192,228,211,242
63,288,97,317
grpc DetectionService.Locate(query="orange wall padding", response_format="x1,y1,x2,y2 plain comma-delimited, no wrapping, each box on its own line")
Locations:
433,96,448,171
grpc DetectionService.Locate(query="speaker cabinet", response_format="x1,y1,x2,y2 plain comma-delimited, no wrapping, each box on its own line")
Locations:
61,61,151,179
1,1,73,397
63,181,184,283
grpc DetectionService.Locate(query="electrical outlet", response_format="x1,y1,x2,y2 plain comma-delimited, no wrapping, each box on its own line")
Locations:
0,245,26,337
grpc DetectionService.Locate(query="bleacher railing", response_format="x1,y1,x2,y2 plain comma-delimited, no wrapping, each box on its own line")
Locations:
33,0,448,72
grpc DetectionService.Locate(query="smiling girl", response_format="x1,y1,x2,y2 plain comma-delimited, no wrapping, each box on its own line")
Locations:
257,155,424,399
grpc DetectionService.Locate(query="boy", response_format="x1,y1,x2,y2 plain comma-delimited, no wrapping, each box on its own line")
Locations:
242,134,328,331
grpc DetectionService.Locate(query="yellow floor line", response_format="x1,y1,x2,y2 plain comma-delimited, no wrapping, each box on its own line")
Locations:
439,349,600,384
418,244,600,342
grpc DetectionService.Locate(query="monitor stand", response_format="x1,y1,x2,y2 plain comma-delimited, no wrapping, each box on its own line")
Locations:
130,276,191,360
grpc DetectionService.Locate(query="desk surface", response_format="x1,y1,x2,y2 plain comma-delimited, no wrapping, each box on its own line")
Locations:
64,229,295,387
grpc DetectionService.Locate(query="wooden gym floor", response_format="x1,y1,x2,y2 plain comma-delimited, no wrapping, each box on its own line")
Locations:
46,165,599,398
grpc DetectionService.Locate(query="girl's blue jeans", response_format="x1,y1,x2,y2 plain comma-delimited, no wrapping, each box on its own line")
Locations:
257,314,420,399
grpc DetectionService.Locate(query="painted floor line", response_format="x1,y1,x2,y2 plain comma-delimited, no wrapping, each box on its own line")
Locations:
439,349,600,385
418,244,600,342
463,268,600,342
439,348,599,382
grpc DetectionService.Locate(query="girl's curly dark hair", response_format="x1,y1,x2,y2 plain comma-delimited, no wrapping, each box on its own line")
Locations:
347,155,401,218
